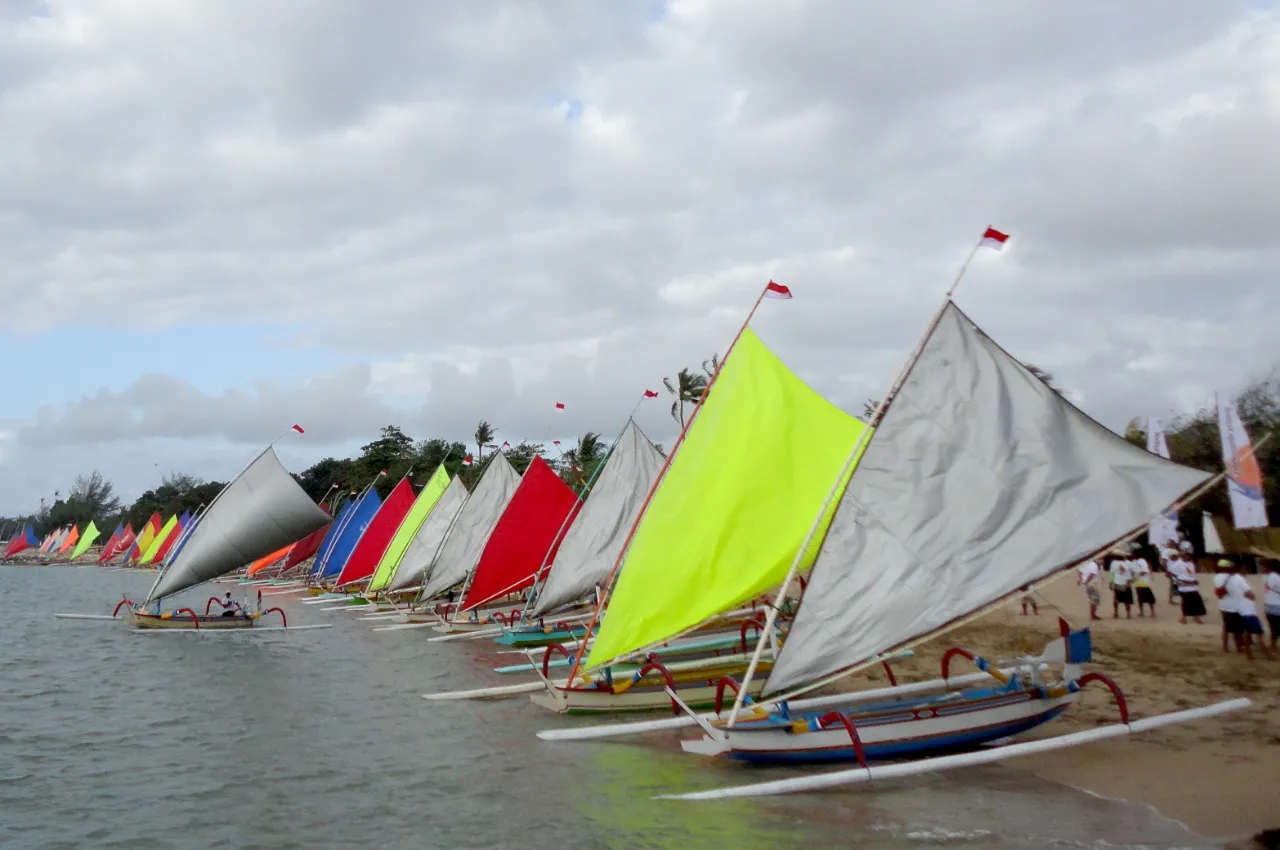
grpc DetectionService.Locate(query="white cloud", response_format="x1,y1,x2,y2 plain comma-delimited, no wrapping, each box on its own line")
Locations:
0,0,1278,512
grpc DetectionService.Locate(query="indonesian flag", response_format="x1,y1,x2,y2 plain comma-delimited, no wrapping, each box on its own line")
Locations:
462,455,474,466
980,227,1009,250
554,402,565,410
553,440,561,446
764,280,792,300
502,441,511,449
291,424,305,434
644,389,659,398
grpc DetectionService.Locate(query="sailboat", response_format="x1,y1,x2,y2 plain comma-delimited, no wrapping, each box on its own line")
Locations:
113,445,329,629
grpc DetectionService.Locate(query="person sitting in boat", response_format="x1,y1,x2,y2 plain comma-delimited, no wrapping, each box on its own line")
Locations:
218,592,244,618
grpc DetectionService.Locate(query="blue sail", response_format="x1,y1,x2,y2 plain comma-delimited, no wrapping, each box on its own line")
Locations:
309,498,355,577
316,490,383,580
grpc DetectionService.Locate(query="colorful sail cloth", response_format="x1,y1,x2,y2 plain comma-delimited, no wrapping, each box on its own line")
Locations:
140,515,179,564
57,526,81,555
96,523,124,562
145,447,329,602
282,506,333,569
247,543,295,575
4,525,38,557
387,476,468,593
531,421,665,617
461,456,583,611
150,512,190,565
419,453,520,601
367,466,452,593
334,478,416,587
765,302,1213,695
314,492,382,580
100,523,135,563
308,498,358,577
128,514,163,563
1217,394,1268,529
585,328,869,669
70,521,101,559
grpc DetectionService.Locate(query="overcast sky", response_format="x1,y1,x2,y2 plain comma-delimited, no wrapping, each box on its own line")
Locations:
1,0,1277,514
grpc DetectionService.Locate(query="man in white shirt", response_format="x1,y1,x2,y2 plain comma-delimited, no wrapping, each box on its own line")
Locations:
1110,557,1134,619
218,591,243,618
1225,563,1270,661
1078,560,1101,621
1213,560,1240,653
1131,555,1156,617
1171,554,1205,625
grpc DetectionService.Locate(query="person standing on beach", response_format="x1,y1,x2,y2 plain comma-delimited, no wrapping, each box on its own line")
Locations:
1078,559,1101,621
1172,552,1206,625
1226,562,1270,661
1110,556,1134,619
1213,559,1241,653
1132,554,1156,617
1263,560,1280,653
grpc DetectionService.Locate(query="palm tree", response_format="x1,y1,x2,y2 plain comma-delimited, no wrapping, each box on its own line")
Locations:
562,432,604,468
474,420,495,462
663,368,709,429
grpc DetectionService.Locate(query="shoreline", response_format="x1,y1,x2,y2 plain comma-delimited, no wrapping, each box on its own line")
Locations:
833,571,1279,844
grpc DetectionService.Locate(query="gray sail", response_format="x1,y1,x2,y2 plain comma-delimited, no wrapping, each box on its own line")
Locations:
531,422,665,616
765,302,1211,696
418,452,520,601
386,476,469,593
145,447,330,602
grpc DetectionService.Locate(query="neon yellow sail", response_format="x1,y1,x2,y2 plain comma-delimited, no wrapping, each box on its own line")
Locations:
70,521,100,559
585,328,870,670
368,466,452,592
140,515,179,564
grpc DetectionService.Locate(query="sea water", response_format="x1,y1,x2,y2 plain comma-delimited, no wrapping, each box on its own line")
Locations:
0,566,1212,849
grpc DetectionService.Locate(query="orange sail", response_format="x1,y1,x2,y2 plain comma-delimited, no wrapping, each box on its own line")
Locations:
57,526,80,554
247,544,295,576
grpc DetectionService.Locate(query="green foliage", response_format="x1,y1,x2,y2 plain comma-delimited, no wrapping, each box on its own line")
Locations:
123,472,224,531
663,366,711,429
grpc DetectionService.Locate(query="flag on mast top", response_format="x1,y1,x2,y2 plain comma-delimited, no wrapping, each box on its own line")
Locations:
290,424,305,434
644,389,659,398
763,280,793,300
980,227,1009,251
554,402,566,410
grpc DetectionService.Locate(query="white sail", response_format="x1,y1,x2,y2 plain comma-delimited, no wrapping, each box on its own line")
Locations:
1202,511,1226,554
145,447,330,602
386,476,469,593
765,302,1212,696
1146,418,1182,547
418,453,520,600
1216,394,1269,529
530,421,665,617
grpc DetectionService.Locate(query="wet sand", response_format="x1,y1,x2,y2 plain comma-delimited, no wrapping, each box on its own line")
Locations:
842,571,1279,844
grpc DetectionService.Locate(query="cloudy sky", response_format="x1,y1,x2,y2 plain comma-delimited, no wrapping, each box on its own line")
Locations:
1,0,1277,514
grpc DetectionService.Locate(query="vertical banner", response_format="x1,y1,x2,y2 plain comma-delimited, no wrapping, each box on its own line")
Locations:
1146,417,1181,546
1216,395,1268,529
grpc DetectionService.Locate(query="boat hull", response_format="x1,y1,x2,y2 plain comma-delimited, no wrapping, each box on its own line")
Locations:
683,687,1077,764
124,610,256,630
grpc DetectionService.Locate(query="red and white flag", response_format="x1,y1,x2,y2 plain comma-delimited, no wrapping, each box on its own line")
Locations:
554,401,565,410
462,455,474,466
502,441,511,449
290,424,305,434
979,227,1009,251
643,389,659,398
763,280,792,300
553,440,561,446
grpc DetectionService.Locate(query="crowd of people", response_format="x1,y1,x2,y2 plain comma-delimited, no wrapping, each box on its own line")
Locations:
1066,538,1280,662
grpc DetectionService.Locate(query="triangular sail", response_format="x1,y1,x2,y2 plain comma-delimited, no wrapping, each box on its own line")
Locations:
764,302,1213,695
139,516,179,564
531,421,665,617
283,506,333,569
145,447,329,602
1203,511,1226,554
4,525,38,557
70,521,100,559
99,523,135,563
334,478,416,587
315,492,382,580
460,456,582,611
368,466,452,593
387,476,468,593
418,453,520,601
150,512,189,565
128,514,163,564
584,328,869,670
57,525,80,555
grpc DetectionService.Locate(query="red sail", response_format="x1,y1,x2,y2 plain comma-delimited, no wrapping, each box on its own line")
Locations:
334,478,415,586
461,456,582,611
283,506,332,569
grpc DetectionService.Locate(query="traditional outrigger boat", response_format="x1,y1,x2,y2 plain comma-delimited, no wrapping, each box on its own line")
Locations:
56,438,331,632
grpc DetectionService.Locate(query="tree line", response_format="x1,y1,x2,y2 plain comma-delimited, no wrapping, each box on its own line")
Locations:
2,361,1276,546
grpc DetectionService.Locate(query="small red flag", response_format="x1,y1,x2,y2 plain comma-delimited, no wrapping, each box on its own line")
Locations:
502,441,511,448
554,402,565,410
462,455,473,466
980,227,1009,250
553,440,561,445
643,389,659,398
764,280,792,300
290,424,305,434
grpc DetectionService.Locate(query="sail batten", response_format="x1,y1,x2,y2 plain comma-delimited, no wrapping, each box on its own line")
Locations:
144,447,329,602
764,302,1213,695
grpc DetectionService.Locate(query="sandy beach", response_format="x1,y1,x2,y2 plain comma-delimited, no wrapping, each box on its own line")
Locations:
839,570,1279,845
